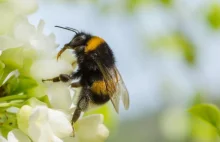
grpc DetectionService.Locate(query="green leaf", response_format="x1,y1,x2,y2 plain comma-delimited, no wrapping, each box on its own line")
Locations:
160,0,172,6
0,47,24,69
189,92,206,106
189,104,220,134
26,85,47,98
0,0,7,2
0,67,13,86
0,112,17,137
0,61,5,69
38,95,51,107
11,76,38,95
0,70,20,97
19,48,36,75
0,61,5,83
191,116,219,141
2,75,38,96
126,0,150,13
207,3,220,29
150,32,196,65
25,97,47,107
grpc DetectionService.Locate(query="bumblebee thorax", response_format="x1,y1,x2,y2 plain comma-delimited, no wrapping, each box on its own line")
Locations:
85,36,105,53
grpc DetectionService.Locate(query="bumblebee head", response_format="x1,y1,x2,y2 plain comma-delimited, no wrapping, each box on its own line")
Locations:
55,26,91,60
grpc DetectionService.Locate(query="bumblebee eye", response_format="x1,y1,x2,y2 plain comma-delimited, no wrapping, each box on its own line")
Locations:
70,35,86,46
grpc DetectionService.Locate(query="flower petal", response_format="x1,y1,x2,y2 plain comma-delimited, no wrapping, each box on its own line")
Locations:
13,18,36,44
26,97,47,107
7,129,31,142
0,8,15,34
9,0,38,15
0,136,7,142
58,50,77,66
0,36,22,50
48,109,73,138
28,106,48,141
37,20,44,33
30,20,58,58
17,105,33,134
62,137,78,142
47,83,73,110
28,106,65,142
30,59,73,80
75,114,109,142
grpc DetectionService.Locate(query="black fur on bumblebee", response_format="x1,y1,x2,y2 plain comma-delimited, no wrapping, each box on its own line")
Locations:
42,26,130,136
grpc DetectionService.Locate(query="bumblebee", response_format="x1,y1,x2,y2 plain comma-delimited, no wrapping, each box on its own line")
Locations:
43,26,130,134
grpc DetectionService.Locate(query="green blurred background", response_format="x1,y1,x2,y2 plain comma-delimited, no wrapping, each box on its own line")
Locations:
29,0,220,141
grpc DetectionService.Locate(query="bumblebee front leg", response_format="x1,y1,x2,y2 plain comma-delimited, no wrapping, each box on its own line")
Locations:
71,82,81,88
42,74,71,83
42,70,82,83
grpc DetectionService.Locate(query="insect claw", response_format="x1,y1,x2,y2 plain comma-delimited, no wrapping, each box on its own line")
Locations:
72,129,76,137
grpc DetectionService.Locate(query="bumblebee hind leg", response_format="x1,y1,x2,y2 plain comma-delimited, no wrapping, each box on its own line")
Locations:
71,107,81,136
71,89,90,136
71,95,89,124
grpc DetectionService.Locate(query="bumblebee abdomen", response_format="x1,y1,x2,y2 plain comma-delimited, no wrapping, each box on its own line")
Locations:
91,80,108,95
90,93,110,105
90,80,110,104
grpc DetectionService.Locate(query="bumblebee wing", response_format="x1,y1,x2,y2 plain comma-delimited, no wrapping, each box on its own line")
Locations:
110,89,120,113
94,60,120,112
95,59,129,113
114,68,130,110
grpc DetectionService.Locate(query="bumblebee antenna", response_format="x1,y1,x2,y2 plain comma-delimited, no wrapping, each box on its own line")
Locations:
55,26,79,34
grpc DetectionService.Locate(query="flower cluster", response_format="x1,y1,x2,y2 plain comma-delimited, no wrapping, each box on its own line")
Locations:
0,0,109,141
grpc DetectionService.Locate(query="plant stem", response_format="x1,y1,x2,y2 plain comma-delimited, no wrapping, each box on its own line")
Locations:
0,95,27,102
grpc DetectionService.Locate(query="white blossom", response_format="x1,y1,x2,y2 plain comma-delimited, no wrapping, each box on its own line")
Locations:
0,0,110,141
0,129,31,142
16,105,109,142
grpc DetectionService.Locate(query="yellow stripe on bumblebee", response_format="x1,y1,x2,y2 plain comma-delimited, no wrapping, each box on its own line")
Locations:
91,80,108,95
85,36,105,53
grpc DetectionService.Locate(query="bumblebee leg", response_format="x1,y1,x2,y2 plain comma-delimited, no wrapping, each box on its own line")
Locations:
71,107,81,136
42,74,71,83
71,95,89,136
71,82,81,88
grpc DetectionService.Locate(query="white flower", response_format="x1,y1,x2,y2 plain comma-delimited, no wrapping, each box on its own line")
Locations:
30,59,73,81
17,105,71,142
30,58,74,111
0,0,38,36
0,129,31,142
15,105,109,142
13,18,58,59
74,114,109,142
0,0,110,142
0,17,58,59
9,0,38,15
